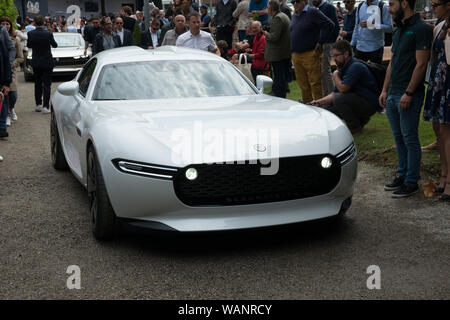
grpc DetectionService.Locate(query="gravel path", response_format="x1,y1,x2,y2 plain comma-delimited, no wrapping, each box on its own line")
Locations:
0,75,448,299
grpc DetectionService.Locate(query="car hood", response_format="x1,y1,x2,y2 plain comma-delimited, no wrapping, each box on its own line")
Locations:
92,95,352,167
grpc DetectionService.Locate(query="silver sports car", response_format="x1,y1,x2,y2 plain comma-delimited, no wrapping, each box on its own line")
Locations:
51,46,357,240
25,32,91,81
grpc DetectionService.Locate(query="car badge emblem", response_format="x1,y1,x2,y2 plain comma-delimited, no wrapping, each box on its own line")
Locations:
254,144,267,152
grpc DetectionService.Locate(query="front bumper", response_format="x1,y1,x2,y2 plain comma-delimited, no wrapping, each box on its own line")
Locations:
102,153,357,232
25,60,85,76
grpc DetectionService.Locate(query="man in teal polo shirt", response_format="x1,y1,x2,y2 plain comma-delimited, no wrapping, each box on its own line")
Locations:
379,0,433,198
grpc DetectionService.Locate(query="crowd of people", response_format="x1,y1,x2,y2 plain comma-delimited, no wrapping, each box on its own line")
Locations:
0,0,449,201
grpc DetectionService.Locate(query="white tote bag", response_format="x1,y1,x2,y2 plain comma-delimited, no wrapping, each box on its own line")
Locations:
237,54,254,84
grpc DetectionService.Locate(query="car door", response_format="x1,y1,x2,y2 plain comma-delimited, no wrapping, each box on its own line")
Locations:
62,58,97,179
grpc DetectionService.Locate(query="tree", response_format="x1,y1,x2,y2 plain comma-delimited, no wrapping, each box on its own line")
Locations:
0,0,18,26
133,20,141,46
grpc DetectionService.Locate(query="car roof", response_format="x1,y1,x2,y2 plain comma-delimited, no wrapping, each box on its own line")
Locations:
93,45,223,64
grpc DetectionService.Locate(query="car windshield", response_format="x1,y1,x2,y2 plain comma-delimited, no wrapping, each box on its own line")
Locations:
53,33,84,47
92,60,257,100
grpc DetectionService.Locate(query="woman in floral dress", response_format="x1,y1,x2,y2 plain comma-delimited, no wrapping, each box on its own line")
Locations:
423,0,450,200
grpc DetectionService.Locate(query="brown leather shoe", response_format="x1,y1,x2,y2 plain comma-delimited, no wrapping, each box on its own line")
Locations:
421,140,438,152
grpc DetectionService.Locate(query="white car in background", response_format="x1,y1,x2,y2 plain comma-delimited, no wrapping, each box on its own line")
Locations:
24,32,91,81
50,46,357,240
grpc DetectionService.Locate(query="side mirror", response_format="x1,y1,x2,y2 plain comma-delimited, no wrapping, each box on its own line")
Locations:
256,75,273,94
57,81,79,96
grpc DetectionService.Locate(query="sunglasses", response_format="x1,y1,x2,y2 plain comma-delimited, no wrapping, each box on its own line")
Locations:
115,22,123,24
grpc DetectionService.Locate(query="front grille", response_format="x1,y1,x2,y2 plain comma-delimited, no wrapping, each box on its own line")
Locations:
54,57,89,66
173,155,341,206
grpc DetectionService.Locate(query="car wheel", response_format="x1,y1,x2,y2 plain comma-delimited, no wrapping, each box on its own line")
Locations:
50,111,68,170
87,146,117,240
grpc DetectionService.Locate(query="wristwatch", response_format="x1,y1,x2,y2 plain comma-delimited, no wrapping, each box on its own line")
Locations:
405,90,414,97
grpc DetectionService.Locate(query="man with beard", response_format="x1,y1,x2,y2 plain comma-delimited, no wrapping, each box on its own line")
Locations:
379,0,433,198
311,40,380,133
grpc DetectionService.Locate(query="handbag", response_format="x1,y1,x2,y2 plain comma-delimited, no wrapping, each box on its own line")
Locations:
237,54,254,84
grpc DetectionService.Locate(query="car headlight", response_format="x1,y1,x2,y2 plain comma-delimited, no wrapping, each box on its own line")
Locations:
113,159,179,180
321,157,333,169
185,168,198,180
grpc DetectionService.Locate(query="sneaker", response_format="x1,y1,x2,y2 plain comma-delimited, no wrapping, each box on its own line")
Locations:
0,155,3,161
35,104,43,112
384,177,404,191
0,129,8,138
392,183,419,198
11,108,17,121
42,107,51,114
6,117,11,126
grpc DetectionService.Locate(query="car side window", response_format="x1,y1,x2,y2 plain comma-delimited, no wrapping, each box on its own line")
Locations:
77,59,97,97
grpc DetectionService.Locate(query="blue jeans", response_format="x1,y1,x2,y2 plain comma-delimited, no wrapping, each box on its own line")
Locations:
0,98,8,131
8,91,17,109
385,91,425,185
238,30,246,42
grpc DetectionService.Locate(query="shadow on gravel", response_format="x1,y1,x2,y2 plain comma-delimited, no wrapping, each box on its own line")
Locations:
112,215,354,257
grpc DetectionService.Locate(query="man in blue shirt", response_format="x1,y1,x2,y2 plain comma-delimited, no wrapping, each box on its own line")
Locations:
350,0,393,64
311,40,380,134
200,5,212,28
248,0,270,27
290,0,334,103
340,0,356,42
312,0,339,97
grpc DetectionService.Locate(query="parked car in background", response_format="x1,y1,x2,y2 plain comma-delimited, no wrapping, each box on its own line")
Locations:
24,32,91,81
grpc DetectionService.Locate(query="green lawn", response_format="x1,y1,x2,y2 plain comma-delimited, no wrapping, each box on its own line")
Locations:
280,81,441,177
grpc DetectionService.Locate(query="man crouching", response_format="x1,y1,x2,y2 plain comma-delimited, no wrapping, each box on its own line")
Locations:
312,39,381,134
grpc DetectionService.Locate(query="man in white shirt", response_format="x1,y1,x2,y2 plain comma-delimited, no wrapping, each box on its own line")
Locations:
176,12,220,55
140,19,161,49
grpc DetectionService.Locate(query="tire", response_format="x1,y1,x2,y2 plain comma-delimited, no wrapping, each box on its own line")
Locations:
87,146,117,240
50,111,68,170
